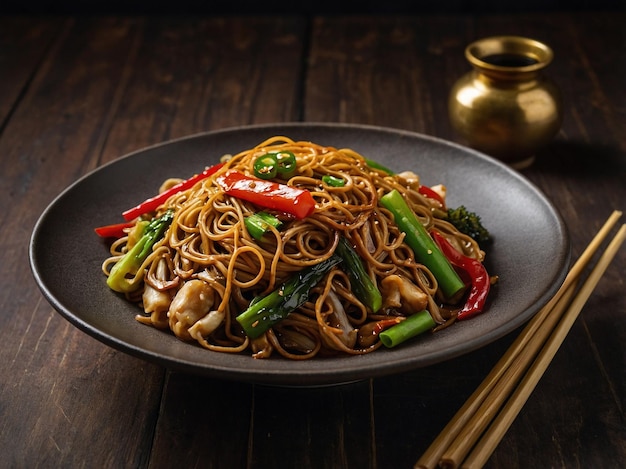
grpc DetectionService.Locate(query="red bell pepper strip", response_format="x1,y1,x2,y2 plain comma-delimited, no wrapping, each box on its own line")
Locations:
431,230,490,321
122,163,225,221
94,221,136,238
418,185,445,208
216,170,316,219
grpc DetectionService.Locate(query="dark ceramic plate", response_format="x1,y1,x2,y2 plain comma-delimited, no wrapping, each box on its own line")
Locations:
30,123,570,386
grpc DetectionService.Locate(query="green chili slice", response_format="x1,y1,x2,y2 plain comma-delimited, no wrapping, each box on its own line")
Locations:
253,151,297,179
322,174,346,187
253,154,278,179
274,151,297,177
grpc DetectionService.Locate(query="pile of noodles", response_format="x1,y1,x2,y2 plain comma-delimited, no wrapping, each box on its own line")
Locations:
102,136,486,359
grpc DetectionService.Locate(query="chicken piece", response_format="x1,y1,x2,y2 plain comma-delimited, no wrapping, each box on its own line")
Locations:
138,259,173,329
396,170,421,190
140,286,172,329
379,275,429,314
429,184,447,203
188,310,225,341
251,334,273,359
168,279,217,341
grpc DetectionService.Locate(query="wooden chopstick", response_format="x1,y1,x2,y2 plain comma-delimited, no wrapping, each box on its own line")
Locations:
415,210,624,469
460,222,626,468
437,282,579,467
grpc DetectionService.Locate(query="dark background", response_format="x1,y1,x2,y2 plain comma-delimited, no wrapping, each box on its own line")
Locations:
2,0,624,15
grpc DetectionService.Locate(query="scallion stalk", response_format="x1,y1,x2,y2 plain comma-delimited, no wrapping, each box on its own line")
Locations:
244,211,283,240
322,174,346,187
380,189,465,300
379,310,435,348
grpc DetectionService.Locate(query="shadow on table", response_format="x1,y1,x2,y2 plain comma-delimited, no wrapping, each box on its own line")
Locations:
531,140,625,177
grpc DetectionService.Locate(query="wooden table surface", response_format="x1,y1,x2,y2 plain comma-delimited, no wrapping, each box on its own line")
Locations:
1,11,624,469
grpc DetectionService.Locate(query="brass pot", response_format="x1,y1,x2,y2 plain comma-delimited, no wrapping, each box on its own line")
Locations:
449,36,562,169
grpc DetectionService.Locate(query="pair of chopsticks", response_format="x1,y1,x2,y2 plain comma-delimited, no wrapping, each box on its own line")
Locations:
416,210,626,469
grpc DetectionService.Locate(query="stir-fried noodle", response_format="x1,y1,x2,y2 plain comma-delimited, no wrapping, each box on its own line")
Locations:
102,136,488,359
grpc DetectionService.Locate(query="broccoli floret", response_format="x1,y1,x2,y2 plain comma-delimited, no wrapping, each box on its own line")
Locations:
446,206,491,247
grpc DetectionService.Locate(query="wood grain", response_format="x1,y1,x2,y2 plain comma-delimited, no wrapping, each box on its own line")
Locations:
0,17,165,468
0,12,623,468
